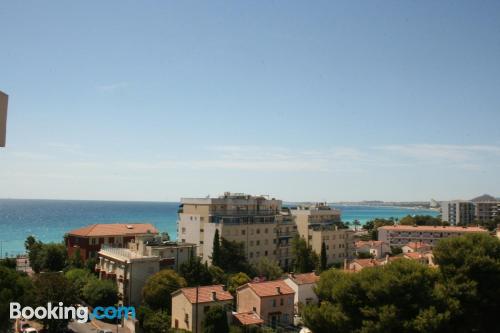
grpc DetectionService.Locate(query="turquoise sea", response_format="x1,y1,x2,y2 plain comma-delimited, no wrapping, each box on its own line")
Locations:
0,199,438,257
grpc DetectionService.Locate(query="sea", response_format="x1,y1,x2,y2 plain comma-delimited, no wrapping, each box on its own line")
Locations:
0,199,438,257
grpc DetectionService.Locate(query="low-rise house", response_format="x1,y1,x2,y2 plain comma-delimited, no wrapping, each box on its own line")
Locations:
402,241,432,254
236,280,295,328
96,245,159,306
402,251,435,266
283,272,320,314
66,223,158,261
171,285,233,332
355,240,391,259
345,257,391,272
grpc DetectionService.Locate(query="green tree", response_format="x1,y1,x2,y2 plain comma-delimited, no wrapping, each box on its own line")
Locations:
24,235,37,252
142,269,186,313
320,242,327,272
203,305,229,333
85,257,98,274
139,306,171,333
209,265,227,284
252,257,283,280
0,266,34,333
212,229,221,267
65,268,94,299
291,235,318,273
433,233,500,332
26,237,67,273
82,278,118,307
68,247,83,269
363,218,395,240
33,273,76,332
219,238,252,274
227,272,251,294
353,219,361,231
180,256,212,286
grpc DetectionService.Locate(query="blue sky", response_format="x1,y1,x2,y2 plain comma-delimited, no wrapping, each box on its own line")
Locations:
1,1,499,202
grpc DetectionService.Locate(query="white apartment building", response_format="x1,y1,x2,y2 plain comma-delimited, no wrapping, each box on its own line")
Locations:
96,245,160,306
177,192,295,268
441,201,477,225
291,203,355,264
378,225,488,247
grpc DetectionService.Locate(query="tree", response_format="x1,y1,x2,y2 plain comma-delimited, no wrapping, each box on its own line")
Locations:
65,268,94,299
252,257,283,280
303,259,453,333
227,272,251,294
353,219,361,231
400,215,443,226
142,269,186,313
433,233,500,332
209,265,227,284
203,305,229,333
362,218,395,240
138,306,171,333
25,237,67,273
291,235,318,273
212,229,221,267
219,238,252,274
320,242,327,272
0,266,34,333
24,235,37,252
180,256,212,287
33,273,76,332
68,247,83,269
82,278,118,307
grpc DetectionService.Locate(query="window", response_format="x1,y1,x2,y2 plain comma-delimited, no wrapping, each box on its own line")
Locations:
265,250,268,256
256,240,260,246
184,313,189,322
253,307,256,312
280,298,284,306
200,217,204,221
265,228,268,233
250,252,253,258
272,299,276,307
256,229,260,234
200,228,204,232
200,241,204,244
242,230,246,235
182,228,186,234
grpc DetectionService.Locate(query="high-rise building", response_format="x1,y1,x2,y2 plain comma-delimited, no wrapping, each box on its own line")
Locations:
441,201,476,225
177,192,294,268
0,90,8,147
291,203,355,264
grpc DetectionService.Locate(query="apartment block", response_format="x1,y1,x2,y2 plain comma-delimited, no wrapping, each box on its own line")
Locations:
441,201,476,225
96,245,159,306
177,192,294,268
474,201,499,223
0,90,7,147
378,225,488,247
291,203,355,264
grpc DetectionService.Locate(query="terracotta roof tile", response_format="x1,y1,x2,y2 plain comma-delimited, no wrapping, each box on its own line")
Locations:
288,272,319,285
233,312,264,326
240,280,294,297
404,241,431,250
68,223,158,237
378,225,487,233
176,285,233,304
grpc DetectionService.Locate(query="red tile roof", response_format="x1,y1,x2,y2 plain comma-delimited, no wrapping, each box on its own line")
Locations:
239,280,294,297
174,285,233,304
355,240,387,248
403,252,426,260
288,272,319,285
68,223,158,237
233,312,264,326
404,241,431,250
378,225,487,233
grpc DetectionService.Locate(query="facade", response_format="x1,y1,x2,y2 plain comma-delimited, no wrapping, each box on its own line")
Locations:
177,192,295,268
344,257,391,272
378,225,488,247
65,223,158,261
236,280,295,328
474,201,499,223
171,285,233,332
283,272,320,314
401,241,432,254
355,240,391,259
291,203,354,265
0,90,7,147
96,245,159,306
441,201,476,225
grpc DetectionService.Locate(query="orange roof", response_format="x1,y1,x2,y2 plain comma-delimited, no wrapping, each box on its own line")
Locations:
68,223,158,237
174,285,233,304
378,225,487,233
288,272,319,285
233,312,264,326
351,258,382,268
404,241,431,250
403,252,426,260
239,280,294,297
355,240,386,248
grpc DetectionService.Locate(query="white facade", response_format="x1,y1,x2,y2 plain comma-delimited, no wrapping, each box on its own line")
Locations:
283,273,319,314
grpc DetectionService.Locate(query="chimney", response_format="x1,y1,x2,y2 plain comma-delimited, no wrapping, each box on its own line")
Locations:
211,291,217,301
276,286,281,294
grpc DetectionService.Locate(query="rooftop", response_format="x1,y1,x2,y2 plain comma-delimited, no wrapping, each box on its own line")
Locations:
378,225,487,233
287,272,320,285
404,241,431,250
99,245,158,262
68,223,158,237
355,240,387,248
233,312,264,326
174,285,233,304
239,280,294,297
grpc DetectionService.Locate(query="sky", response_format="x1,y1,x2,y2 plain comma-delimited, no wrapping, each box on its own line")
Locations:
1,0,500,202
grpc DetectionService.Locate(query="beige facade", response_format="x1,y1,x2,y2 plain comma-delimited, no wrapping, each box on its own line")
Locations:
283,273,320,314
0,90,8,147
291,203,354,264
236,280,294,328
441,201,475,225
96,245,159,306
171,285,233,332
178,192,295,269
378,225,488,247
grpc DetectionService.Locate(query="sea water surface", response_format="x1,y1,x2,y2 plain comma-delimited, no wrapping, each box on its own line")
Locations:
0,199,437,256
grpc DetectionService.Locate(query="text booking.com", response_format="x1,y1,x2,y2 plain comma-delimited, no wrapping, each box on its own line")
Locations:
10,302,135,323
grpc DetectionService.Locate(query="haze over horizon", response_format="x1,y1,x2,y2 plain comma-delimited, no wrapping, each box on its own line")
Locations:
1,1,500,202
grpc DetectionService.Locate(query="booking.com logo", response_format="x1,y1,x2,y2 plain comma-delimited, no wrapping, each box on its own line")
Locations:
10,302,136,323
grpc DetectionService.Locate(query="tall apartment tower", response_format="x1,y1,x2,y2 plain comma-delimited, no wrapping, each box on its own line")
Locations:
291,203,355,265
0,91,8,147
441,201,476,225
177,192,296,269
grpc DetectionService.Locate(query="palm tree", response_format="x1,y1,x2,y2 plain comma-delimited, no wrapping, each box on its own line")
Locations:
353,219,361,231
